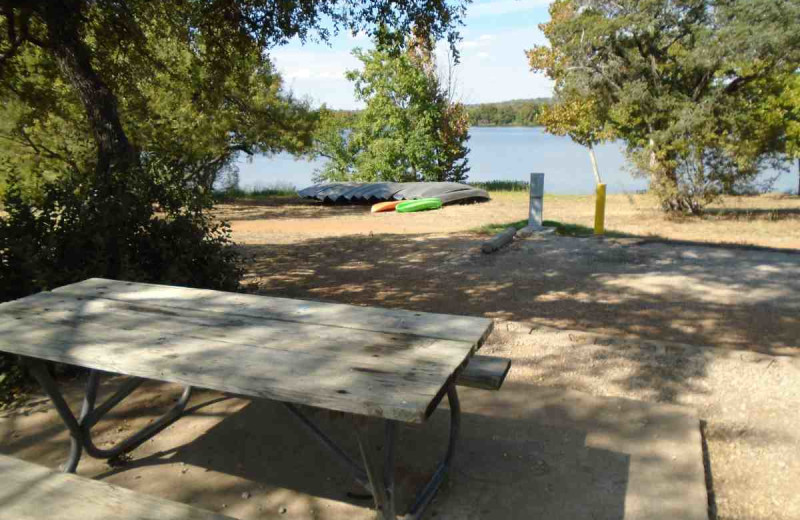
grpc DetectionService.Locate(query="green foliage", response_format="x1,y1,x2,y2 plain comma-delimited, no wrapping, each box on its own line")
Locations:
781,75,800,160
472,219,529,235
0,3,318,201
528,0,800,213
314,30,470,183
465,99,550,127
469,180,530,192
213,182,298,202
0,164,242,304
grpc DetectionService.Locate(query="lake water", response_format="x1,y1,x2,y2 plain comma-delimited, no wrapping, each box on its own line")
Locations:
235,126,798,195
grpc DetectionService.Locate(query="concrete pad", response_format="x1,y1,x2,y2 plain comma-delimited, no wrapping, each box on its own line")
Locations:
0,380,706,520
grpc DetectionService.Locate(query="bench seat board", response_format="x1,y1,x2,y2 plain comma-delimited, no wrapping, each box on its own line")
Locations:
455,355,512,390
0,279,495,423
0,454,232,520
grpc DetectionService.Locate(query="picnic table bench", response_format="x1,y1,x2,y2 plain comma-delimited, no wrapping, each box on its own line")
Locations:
0,278,509,520
0,454,233,520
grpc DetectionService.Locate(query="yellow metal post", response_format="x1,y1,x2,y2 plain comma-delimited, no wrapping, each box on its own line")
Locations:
594,183,606,235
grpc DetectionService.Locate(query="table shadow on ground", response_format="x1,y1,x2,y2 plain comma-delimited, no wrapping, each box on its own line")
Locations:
89,394,630,520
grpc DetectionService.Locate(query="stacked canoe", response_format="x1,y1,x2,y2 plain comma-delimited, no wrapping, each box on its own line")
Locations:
297,182,490,205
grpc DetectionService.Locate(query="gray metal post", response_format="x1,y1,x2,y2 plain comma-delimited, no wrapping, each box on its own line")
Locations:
529,173,544,228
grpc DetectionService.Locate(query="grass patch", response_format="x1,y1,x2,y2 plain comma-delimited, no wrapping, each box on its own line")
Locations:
473,219,529,235
469,180,529,192
545,220,595,237
213,182,297,202
473,218,631,238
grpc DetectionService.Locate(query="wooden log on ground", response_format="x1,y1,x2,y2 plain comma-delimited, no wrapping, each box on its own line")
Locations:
482,226,517,254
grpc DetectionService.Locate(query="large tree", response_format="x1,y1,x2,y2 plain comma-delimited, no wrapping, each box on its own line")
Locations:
781,74,800,194
314,28,470,183
528,0,800,213
0,1,467,297
0,3,317,200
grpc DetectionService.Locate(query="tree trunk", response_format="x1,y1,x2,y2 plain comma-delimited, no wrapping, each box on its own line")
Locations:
797,158,799,196
587,145,602,184
39,1,137,278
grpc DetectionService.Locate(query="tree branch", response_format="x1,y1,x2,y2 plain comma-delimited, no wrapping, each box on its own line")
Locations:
0,6,23,66
724,74,758,94
1,6,45,71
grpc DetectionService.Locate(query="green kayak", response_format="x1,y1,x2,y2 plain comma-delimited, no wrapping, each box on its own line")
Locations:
396,197,443,213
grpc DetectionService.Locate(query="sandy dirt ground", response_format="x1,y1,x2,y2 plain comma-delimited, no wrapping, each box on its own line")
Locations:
218,194,800,354
482,325,800,520
2,193,798,520
215,192,800,518
216,192,800,249
0,358,707,520
1,327,795,520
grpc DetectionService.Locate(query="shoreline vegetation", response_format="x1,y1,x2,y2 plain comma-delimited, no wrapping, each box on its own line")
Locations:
330,98,551,128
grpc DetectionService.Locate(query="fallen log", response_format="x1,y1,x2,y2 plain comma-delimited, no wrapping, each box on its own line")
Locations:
482,226,517,254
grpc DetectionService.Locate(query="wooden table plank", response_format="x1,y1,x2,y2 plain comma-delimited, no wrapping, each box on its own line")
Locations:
0,454,234,520
52,278,494,347
1,293,473,364
0,281,494,423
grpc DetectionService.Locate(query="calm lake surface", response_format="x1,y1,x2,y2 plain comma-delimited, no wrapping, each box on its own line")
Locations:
235,126,797,195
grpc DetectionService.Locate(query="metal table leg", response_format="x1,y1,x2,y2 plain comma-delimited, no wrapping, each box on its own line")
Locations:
23,358,193,473
354,384,461,520
285,383,461,519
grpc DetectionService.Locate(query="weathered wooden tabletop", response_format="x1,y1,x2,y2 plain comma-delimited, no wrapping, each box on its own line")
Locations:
0,279,493,423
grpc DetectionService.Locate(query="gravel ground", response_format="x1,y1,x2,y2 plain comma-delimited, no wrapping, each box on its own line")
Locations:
481,323,800,520
241,232,800,353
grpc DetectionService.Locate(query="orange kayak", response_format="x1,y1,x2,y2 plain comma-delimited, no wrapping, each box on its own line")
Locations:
371,200,402,213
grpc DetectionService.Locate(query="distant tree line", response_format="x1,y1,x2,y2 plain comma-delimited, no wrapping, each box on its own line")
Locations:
327,98,551,128
464,98,551,127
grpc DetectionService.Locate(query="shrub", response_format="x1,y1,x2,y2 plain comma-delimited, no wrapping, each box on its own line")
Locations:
0,172,242,303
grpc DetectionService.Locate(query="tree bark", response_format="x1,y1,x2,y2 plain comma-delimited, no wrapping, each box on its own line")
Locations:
588,145,602,184
38,0,137,278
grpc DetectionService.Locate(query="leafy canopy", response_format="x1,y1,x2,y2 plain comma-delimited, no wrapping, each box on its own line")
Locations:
528,0,800,213
0,2,316,201
315,29,470,183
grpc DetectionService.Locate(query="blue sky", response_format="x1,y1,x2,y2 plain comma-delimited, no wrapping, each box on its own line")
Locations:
269,0,554,109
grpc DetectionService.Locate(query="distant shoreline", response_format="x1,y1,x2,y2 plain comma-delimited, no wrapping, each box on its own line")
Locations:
469,124,543,128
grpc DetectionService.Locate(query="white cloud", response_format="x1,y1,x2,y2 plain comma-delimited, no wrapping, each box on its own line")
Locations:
268,47,364,108
270,48,358,81
468,0,551,18
265,22,552,109
461,34,495,50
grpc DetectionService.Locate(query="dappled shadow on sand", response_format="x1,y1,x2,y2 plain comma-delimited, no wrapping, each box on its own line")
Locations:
239,232,800,355
10,378,709,520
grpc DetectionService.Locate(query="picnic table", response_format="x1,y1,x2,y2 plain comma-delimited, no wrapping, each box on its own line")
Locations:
0,278,506,520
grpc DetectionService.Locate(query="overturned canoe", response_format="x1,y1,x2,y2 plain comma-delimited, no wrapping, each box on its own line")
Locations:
396,198,443,213
436,188,490,205
298,182,490,205
371,200,402,213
